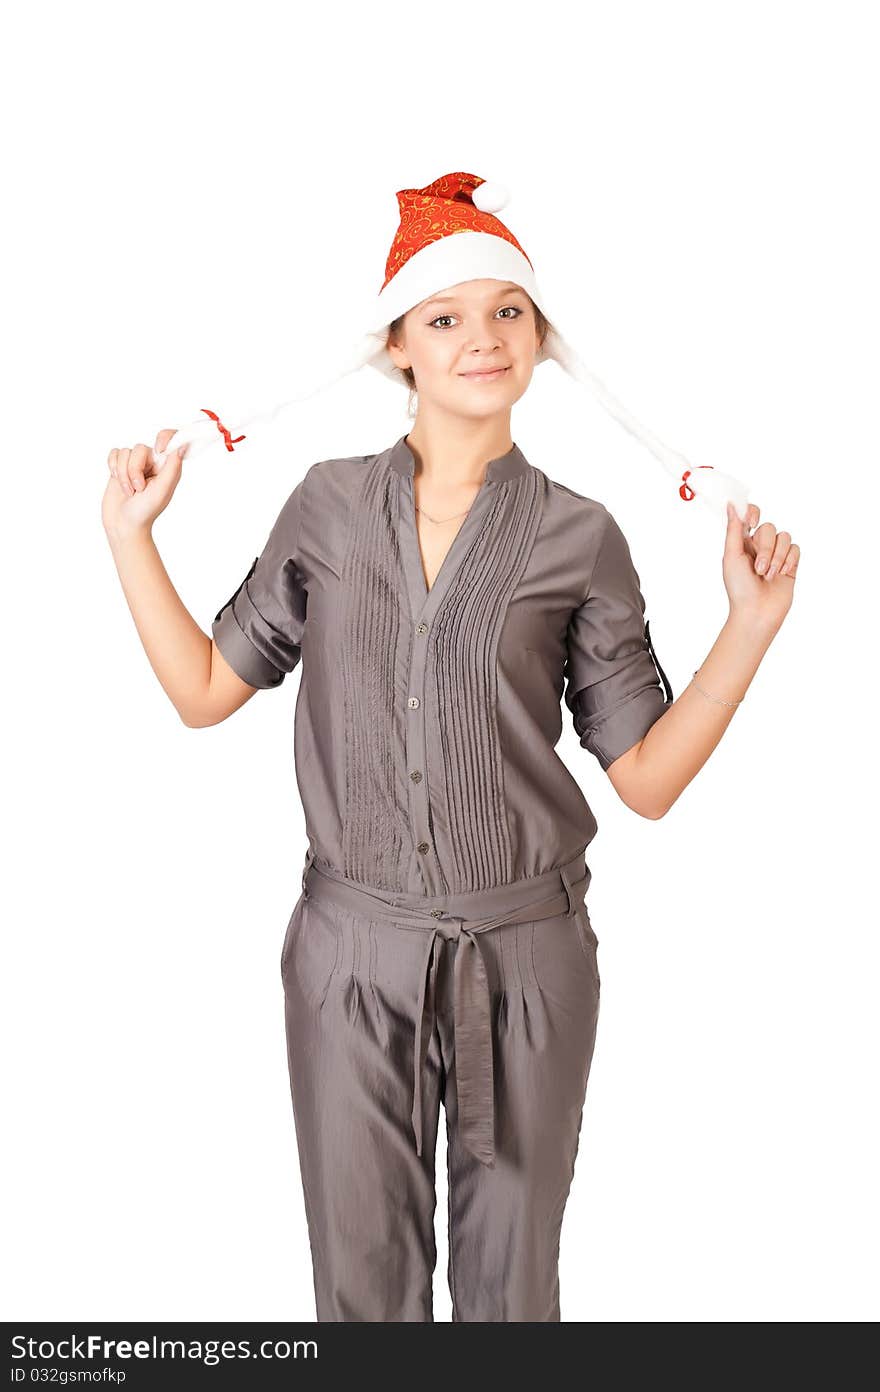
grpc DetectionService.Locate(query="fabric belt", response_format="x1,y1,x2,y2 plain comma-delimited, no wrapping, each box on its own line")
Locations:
299,846,591,1170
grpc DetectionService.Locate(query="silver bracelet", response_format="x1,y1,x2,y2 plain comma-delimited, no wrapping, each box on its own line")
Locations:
691,669,744,707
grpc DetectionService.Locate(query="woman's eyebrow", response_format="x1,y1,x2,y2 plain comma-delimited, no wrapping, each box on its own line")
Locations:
421,285,527,309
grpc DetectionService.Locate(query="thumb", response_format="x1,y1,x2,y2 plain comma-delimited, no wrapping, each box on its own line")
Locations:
151,445,184,492
724,500,746,559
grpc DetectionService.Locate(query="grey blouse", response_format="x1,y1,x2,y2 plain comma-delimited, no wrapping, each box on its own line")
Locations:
212,433,673,896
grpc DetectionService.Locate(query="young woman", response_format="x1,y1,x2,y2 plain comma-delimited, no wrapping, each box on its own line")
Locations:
102,173,798,1322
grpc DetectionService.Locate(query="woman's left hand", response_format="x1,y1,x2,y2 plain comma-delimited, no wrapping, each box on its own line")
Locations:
723,500,800,631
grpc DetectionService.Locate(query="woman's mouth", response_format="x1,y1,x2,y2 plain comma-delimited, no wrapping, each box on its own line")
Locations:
459,366,511,381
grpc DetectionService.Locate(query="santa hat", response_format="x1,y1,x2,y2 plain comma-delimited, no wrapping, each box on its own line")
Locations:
154,171,749,518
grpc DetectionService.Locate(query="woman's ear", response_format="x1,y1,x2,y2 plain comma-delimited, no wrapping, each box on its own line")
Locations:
385,329,411,373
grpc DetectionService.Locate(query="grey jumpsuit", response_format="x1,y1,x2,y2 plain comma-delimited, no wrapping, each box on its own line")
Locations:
212,433,673,1321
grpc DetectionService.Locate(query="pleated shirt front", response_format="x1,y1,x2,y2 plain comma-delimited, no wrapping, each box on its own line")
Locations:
212,433,673,896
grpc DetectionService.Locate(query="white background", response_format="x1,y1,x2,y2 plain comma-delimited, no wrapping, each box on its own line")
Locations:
3,0,876,1322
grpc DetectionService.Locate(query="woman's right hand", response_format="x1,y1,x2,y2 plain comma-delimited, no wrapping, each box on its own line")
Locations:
102,428,187,539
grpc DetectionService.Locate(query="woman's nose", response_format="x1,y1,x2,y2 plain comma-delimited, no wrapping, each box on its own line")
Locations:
465,330,504,351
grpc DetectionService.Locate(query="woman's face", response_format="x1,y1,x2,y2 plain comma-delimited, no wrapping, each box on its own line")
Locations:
386,278,543,422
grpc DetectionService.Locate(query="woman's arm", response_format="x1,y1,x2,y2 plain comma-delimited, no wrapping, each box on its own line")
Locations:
607,499,799,818
105,527,257,727
608,609,777,817
102,428,258,728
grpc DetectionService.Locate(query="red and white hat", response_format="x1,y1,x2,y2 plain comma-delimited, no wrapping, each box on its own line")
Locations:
157,171,749,517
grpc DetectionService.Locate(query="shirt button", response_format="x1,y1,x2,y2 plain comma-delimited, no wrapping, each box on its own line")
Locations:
408,696,420,709
417,841,430,854
410,770,422,782
416,623,428,635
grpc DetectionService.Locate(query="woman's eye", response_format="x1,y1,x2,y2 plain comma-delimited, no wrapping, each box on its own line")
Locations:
429,306,523,330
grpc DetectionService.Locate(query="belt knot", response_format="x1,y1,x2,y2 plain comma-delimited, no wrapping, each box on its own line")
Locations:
436,918,464,942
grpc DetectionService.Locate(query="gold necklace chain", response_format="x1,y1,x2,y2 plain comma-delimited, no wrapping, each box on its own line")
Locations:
415,504,474,525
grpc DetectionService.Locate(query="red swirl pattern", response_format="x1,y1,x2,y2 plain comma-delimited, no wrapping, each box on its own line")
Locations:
380,171,533,293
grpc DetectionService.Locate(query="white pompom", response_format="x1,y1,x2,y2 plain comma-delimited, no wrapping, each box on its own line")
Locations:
472,180,510,214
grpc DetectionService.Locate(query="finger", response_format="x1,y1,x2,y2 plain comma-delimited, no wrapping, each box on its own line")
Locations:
740,503,761,561
116,448,134,497
779,543,800,578
764,531,792,581
155,427,177,454
752,522,776,575
108,447,118,479
130,443,149,493
725,501,747,558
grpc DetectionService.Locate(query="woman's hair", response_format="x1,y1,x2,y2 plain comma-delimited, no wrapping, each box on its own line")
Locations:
386,296,554,418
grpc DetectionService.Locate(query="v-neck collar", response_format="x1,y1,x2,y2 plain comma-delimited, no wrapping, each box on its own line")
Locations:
388,434,530,625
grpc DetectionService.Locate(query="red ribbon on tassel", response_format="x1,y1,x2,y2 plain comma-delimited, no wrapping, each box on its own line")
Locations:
200,408,246,452
679,464,714,501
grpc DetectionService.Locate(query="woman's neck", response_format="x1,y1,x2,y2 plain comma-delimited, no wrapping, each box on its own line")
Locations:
405,412,514,489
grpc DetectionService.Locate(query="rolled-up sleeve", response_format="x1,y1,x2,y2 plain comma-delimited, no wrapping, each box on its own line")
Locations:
211,476,308,690
563,509,673,770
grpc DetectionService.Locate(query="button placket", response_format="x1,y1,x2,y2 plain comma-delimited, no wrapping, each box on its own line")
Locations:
406,609,438,892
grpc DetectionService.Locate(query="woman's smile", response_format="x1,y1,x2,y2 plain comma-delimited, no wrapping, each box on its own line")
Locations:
458,366,511,381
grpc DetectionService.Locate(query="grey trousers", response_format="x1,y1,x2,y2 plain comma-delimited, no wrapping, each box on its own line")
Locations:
280,851,601,1322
